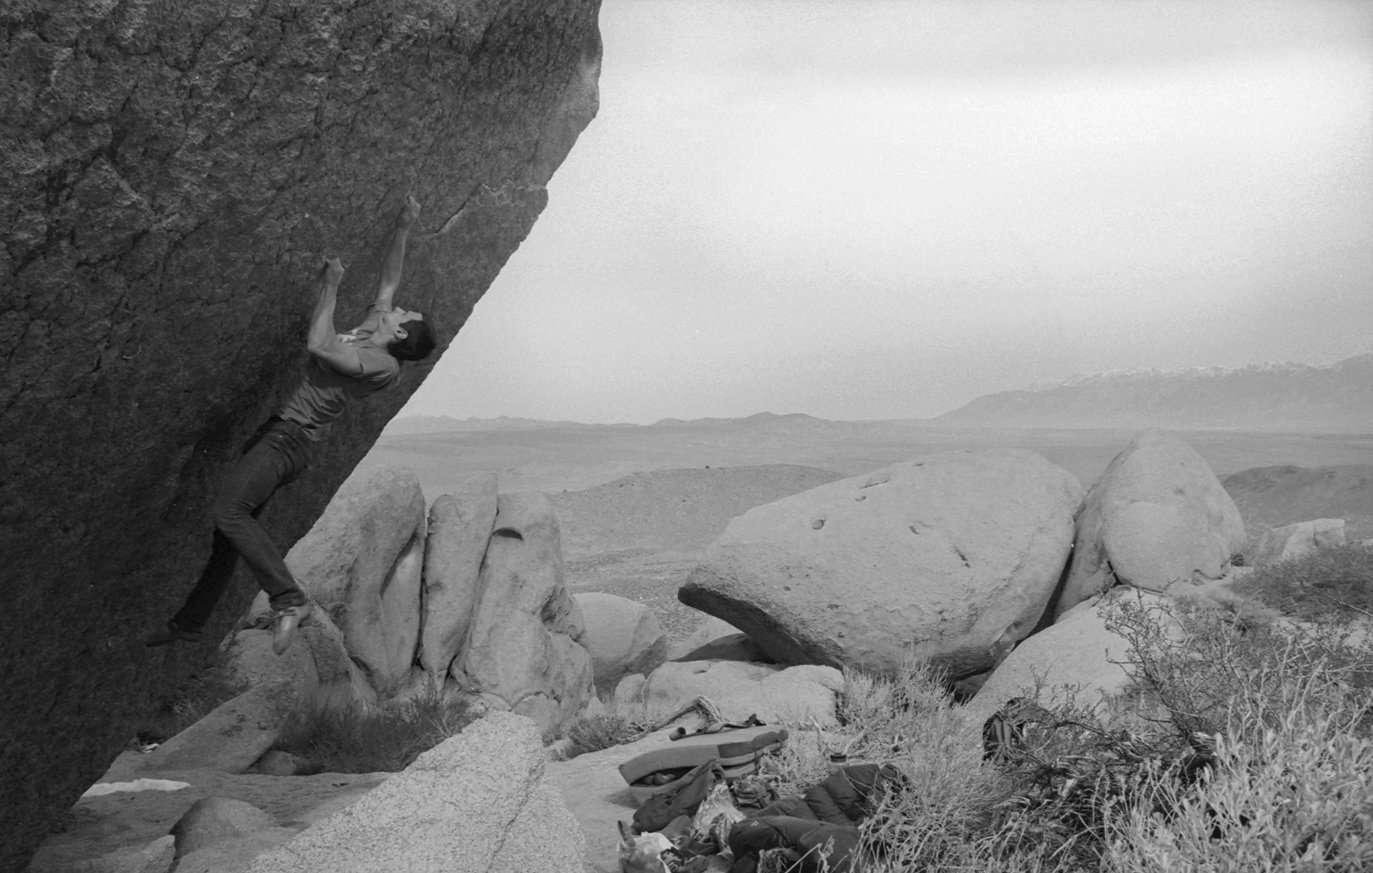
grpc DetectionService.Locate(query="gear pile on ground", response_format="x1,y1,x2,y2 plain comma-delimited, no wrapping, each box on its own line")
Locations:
621,759,908,873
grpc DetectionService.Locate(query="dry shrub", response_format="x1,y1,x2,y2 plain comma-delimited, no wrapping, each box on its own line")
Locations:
563,711,650,758
1106,705,1373,872
271,689,479,773
820,661,1011,871
830,578,1372,873
1234,543,1373,625
1107,591,1373,741
1100,592,1373,872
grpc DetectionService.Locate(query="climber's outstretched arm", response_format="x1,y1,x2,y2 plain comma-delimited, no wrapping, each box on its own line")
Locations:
373,194,421,310
349,195,421,335
307,257,364,375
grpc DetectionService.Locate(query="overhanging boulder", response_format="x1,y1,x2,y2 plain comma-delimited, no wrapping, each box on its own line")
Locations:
0,3,602,868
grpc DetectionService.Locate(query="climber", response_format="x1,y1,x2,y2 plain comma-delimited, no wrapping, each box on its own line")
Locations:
146,194,437,655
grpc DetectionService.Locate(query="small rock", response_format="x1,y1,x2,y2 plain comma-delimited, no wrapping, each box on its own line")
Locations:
575,592,669,696
173,797,276,858
250,750,321,776
1251,518,1346,566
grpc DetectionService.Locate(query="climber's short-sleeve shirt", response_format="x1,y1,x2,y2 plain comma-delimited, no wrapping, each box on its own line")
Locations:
276,310,399,440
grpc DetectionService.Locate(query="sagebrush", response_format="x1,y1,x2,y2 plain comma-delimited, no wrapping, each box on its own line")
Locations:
769,552,1373,872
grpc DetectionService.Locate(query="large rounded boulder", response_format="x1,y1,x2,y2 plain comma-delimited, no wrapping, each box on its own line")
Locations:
1055,430,1246,618
679,449,1083,679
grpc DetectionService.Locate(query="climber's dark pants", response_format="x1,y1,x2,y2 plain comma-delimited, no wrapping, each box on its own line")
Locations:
172,418,311,631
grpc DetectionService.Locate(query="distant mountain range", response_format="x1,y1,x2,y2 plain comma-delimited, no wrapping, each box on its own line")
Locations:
390,355,1373,434
385,410,837,435
649,411,828,429
382,415,609,435
935,354,1373,431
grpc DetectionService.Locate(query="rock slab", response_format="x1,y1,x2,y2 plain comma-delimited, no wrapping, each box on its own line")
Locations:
420,475,500,683
680,449,1083,678
245,711,585,873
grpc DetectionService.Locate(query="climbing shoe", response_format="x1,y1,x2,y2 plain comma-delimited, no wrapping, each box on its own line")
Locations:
271,602,312,655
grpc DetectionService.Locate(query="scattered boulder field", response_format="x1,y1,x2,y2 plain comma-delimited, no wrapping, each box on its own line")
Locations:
32,428,1372,873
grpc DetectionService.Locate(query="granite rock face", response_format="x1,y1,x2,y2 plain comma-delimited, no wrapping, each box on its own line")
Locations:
420,474,500,683
274,465,429,695
0,2,601,867
451,492,595,738
245,711,585,873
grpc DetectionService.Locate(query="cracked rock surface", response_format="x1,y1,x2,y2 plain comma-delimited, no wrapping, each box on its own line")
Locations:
0,2,601,868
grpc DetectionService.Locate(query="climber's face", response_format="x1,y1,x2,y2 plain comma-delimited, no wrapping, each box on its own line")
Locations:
376,307,424,343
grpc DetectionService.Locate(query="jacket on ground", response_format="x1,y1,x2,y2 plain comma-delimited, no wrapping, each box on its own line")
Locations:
726,763,906,873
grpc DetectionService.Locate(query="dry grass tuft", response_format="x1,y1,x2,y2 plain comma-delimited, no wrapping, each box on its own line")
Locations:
135,652,245,746
563,710,652,758
271,689,480,773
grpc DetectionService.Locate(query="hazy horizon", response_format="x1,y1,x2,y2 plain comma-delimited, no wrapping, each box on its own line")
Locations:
404,0,1373,425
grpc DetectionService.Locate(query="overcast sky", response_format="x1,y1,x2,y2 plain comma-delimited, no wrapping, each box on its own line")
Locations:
405,0,1373,424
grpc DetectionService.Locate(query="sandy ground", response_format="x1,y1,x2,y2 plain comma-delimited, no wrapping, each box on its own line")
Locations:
1224,463,1373,545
